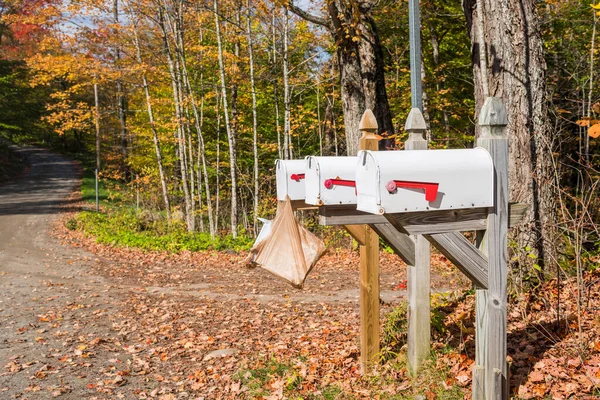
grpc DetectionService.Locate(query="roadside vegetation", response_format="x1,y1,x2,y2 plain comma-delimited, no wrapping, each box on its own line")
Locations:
0,139,25,183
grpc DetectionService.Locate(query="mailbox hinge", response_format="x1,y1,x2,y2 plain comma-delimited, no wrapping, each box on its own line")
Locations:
290,173,305,182
386,180,439,202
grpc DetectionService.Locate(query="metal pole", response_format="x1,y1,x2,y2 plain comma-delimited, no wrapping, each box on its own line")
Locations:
408,0,422,110
95,168,99,212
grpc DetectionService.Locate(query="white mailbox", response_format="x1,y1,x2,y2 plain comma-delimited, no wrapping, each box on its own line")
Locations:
275,159,306,201
356,148,494,214
305,156,358,205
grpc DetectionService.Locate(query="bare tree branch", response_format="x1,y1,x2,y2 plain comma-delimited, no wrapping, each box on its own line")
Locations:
287,1,329,28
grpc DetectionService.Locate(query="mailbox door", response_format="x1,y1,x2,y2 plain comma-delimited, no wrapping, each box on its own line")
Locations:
356,148,493,214
305,156,358,205
275,159,306,201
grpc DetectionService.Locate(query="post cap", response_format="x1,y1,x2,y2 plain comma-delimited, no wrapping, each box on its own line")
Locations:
478,97,508,127
359,109,378,132
404,108,427,132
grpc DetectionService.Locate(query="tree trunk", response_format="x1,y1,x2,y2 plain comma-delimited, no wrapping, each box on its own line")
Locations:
159,5,194,232
464,0,558,273
131,22,171,220
283,8,292,159
272,11,283,159
113,0,128,180
247,0,260,235
214,0,238,238
289,0,394,155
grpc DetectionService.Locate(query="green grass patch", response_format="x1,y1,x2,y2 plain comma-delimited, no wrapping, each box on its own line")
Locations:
74,209,253,253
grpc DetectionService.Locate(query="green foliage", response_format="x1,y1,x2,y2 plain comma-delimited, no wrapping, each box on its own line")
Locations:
234,358,291,397
0,60,49,143
0,139,25,182
382,302,409,360
75,209,253,253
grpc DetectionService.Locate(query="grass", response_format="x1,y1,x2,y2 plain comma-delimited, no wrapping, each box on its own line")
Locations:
233,357,345,399
70,157,254,253
81,168,111,206
72,209,253,253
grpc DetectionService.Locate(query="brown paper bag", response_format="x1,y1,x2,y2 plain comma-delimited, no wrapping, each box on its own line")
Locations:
249,197,325,288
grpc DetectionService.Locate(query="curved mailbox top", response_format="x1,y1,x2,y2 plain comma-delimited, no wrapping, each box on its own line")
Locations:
275,159,306,201
356,148,494,214
305,156,358,206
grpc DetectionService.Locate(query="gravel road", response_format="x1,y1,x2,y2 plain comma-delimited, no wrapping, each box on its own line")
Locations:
0,148,116,399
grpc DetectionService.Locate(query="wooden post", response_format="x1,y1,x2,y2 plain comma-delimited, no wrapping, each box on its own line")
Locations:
404,108,431,374
357,109,380,374
477,97,509,400
473,230,488,400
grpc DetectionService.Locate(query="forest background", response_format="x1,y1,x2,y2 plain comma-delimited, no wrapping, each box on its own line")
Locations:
0,0,598,286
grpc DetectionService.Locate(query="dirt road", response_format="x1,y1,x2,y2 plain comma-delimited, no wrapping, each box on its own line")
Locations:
0,148,464,399
0,148,120,398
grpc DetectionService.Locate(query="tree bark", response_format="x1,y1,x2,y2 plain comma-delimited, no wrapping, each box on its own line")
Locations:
283,8,292,159
214,0,238,238
289,0,394,155
247,0,260,235
114,0,128,180
463,0,558,273
131,21,171,220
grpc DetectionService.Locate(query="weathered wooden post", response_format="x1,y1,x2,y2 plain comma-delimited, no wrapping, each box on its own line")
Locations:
355,109,380,374
404,108,431,373
477,97,509,400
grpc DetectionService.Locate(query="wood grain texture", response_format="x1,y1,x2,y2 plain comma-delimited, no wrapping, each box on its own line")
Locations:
424,231,489,289
290,200,318,210
359,225,380,374
508,202,528,227
478,97,509,400
384,207,489,234
370,223,415,266
320,203,524,229
344,224,366,246
473,230,489,400
403,106,431,375
356,109,380,375
319,214,387,226
407,235,430,373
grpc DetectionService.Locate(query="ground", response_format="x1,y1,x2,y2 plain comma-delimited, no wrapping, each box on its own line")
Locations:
0,148,598,399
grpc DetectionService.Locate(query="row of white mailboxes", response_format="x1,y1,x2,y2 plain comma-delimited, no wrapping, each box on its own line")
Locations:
276,148,494,214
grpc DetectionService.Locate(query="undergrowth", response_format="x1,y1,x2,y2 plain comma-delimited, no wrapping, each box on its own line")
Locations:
72,210,253,252
70,165,253,253
0,139,24,182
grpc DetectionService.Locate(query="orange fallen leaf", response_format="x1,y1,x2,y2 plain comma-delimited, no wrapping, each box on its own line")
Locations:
589,124,600,138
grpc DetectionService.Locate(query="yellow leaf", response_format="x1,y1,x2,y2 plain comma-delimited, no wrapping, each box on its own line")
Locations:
589,124,600,138
576,118,591,126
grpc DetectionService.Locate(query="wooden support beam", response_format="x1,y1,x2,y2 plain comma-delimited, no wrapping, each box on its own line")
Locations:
354,109,380,374
360,225,379,373
424,231,488,289
478,97,509,400
345,224,366,245
321,203,526,230
508,202,528,227
473,230,488,400
319,206,387,226
370,223,415,266
290,200,318,211
404,107,431,374
384,207,489,235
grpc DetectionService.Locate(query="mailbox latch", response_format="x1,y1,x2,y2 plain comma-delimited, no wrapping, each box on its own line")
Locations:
386,180,439,202
290,173,305,182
